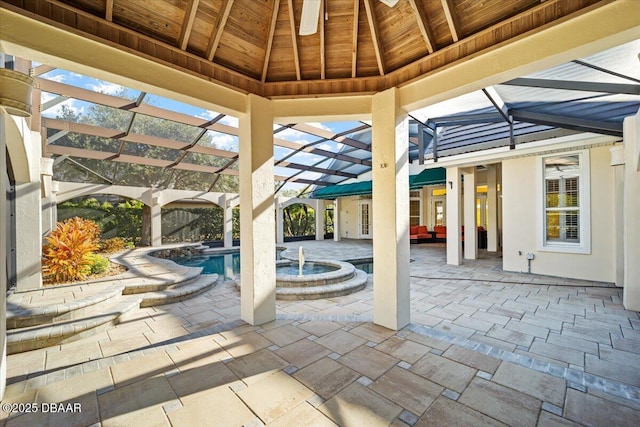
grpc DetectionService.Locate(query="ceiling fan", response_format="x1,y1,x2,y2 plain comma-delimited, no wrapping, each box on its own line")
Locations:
299,0,400,36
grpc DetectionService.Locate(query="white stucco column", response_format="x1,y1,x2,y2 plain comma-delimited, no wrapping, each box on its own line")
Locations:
275,197,284,244
463,167,477,260
333,199,340,241
610,146,624,288
223,195,234,248
15,181,42,290
446,167,463,265
239,94,276,325
150,203,162,246
372,87,410,331
622,113,640,311
487,163,499,252
314,199,324,241
1,114,8,399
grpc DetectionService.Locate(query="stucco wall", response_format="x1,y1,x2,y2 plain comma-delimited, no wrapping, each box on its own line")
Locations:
502,145,615,283
339,197,367,239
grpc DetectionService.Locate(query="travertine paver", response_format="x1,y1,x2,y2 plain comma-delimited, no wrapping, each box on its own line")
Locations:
374,336,431,364
410,353,476,393
416,396,507,427
237,370,314,423
338,345,399,380
458,378,541,427
293,358,360,400
274,338,332,368
98,376,177,427
3,241,640,426
564,389,640,427
319,382,403,427
370,366,444,415
492,362,566,406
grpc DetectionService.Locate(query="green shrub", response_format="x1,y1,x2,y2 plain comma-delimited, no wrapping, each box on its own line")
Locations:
88,254,109,275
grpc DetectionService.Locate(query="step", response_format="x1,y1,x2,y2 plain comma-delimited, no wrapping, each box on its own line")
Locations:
276,269,369,300
6,284,126,330
140,274,219,307
7,295,142,354
122,266,203,294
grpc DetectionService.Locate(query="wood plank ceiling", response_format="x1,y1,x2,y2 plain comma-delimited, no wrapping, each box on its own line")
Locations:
2,0,605,98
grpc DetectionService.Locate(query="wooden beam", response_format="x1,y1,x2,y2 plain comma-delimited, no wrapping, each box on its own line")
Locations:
287,0,301,80
363,0,385,76
179,0,200,50
32,64,56,76
262,0,281,82
409,0,435,53
440,0,460,42
320,0,325,79
351,0,359,77
105,0,113,21
206,0,234,61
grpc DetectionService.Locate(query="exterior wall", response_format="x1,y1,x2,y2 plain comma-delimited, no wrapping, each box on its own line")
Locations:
338,197,364,239
502,145,615,283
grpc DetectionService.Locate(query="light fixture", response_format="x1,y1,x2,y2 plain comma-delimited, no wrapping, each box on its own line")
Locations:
380,0,399,6
448,181,453,189
299,0,321,36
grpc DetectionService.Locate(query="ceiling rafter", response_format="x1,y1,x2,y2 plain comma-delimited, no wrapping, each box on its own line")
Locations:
408,0,435,54
179,0,200,50
105,0,113,21
31,64,56,77
287,0,302,80
320,0,326,80
363,0,385,76
440,0,460,42
262,0,280,82
510,110,623,137
206,0,234,61
572,60,640,84
289,123,371,151
351,0,360,78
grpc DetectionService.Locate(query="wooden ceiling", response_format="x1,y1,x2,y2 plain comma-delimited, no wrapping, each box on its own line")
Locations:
2,0,604,98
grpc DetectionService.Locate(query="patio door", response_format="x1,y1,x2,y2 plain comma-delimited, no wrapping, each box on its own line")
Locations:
359,201,372,238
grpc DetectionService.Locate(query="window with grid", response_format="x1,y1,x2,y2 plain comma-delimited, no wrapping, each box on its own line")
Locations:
544,154,581,244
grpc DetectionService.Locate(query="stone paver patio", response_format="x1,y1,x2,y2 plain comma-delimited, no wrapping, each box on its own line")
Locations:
2,240,639,426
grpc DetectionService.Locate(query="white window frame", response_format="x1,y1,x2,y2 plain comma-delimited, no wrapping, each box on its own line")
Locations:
409,190,422,226
537,149,591,254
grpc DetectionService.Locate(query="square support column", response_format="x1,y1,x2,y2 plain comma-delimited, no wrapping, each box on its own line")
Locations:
150,204,162,247
1,114,8,399
333,199,340,241
314,199,324,240
463,167,477,260
372,87,410,331
487,164,499,252
446,167,462,265
14,181,42,290
239,94,276,326
623,113,640,311
223,194,234,248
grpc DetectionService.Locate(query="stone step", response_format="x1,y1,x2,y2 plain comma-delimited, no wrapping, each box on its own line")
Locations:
7,295,142,354
276,269,369,300
140,274,219,307
6,284,126,330
122,266,203,294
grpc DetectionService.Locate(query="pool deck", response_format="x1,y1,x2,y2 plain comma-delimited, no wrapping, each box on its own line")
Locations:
2,240,639,426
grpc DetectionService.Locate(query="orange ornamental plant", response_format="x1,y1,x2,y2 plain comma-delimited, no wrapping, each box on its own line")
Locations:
42,217,100,284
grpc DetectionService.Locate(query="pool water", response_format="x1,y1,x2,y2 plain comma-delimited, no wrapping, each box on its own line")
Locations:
168,252,373,278
169,253,240,278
